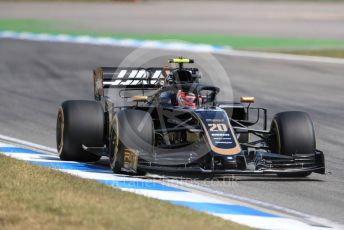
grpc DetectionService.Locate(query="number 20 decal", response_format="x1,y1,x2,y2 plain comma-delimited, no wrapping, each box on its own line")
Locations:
208,123,228,132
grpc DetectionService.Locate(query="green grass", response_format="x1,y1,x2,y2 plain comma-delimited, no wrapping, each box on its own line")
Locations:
0,154,250,230
1,18,344,58
1,19,344,50
0,19,65,33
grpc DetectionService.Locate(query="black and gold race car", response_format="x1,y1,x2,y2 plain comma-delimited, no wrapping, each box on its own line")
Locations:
56,58,325,177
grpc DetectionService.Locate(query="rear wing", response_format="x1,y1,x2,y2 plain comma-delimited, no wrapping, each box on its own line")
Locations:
93,67,166,100
93,67,201,100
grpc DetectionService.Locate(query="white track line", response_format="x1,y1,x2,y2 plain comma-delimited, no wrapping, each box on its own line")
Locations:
0,134,56,153
1,30,344,65
0,152,60,161
217,214,326,230
165,178,343,229
120,189,230,204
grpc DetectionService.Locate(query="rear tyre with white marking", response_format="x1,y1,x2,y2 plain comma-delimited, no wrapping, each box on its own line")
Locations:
56,100,104,162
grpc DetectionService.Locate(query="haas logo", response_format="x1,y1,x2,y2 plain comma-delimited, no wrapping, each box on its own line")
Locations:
103,70,162,86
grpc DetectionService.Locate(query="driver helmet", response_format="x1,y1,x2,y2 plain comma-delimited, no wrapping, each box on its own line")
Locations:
177,90,198,109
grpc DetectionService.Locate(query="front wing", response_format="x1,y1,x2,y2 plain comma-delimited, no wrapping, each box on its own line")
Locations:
137,150,325,176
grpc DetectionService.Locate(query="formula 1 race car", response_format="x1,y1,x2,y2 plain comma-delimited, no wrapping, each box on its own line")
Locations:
56,58,325,177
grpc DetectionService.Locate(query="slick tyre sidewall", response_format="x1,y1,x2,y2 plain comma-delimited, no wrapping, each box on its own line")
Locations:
57,100,104,162
270,111,316,177
271,111,315,156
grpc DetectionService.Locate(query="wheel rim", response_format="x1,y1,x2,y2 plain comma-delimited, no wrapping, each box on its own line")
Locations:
110,127,118,168
56,107,64,155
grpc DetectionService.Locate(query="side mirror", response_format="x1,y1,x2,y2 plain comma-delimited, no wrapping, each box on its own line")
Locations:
240,96,255,104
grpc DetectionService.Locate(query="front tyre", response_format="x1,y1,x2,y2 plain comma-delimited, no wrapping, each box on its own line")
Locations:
109,109,153,174
270,111,315,177
56,100,104,162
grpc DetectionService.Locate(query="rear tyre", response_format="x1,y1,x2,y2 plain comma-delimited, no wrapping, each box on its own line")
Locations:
56,100,104,162
109,109,153,174
270,111,315,177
